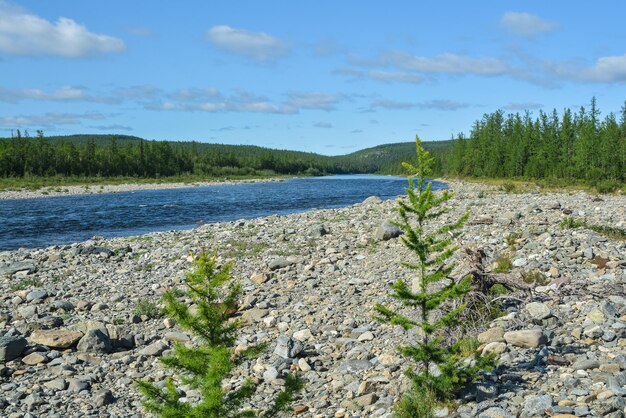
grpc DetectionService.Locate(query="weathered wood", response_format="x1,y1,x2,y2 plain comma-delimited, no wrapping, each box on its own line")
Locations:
457,247,532,295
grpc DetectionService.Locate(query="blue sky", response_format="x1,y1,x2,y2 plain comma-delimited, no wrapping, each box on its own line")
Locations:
1,1,626,154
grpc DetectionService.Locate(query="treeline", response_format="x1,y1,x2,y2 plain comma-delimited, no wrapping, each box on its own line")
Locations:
444,98,626,183
0,133,364,178
0,132,454,179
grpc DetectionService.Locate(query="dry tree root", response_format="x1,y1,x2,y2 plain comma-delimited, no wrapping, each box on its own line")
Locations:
458,247,533,296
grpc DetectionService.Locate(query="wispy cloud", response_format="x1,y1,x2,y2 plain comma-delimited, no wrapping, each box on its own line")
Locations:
369,99,470,111
335,68,423,84
0,85,120,104
285,93,342,111
380,52,510,75
205,25,288,61
500,12,558,37
503,102,543,111
146,88,345,114
0,2,125,57
88,124,133,131
0,112,106,127
313,122,333,128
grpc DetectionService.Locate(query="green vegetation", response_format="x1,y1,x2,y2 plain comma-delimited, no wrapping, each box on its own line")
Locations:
560,217,626,240
0,131,457,189
521,270,549,286
134,299,161,319
445,98,626,186
138,253,302,417
10,277,42,291
374,137,494,415
493,255,513,273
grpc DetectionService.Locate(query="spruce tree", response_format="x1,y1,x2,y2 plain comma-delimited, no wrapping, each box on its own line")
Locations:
374,136,494,415
138,253,302,417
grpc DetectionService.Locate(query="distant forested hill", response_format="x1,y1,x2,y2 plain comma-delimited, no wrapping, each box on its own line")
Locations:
0,131,452,179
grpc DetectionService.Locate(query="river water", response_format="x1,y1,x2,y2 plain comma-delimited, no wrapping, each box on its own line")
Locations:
0,175,446,251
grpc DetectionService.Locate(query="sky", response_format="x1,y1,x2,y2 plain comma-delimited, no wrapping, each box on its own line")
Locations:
1,1,626,155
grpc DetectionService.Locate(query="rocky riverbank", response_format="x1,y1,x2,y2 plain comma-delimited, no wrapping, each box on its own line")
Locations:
1,181,625,417
0,177,285,200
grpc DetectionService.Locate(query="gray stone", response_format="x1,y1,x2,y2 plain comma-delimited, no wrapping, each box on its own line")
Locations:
522,395,552,417
308,224,329,237
25,288,48,302
43,378,67,391
263,367,279,381
0,261,37,276
93,389,115,406
525,302,551,320
362,196,382,205
512,258,528,267
374,221,402,241
268,258,292,270
67,378,91,393
273,335,303,359
473,382,498,402
18,305,37,319
139,340,168,356
77,329,112,354
337,359,373,374
571,358,600,370
0,336,27,362
504,329,547,348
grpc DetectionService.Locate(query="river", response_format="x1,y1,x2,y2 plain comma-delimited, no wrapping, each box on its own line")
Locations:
0,175,446,251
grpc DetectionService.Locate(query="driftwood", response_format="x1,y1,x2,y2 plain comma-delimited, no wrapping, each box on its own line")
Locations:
458,247,533,296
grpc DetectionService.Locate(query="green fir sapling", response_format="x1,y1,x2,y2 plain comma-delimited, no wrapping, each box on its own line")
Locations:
374,136,494,415
138,252,302,417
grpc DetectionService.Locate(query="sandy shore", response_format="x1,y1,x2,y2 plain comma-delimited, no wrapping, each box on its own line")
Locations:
0,178,286,200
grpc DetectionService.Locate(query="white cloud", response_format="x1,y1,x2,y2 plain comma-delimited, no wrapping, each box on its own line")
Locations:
88,124,133,131
580,53,626,83
417,100,470,111
206,25,288,61
0,112,106,127
369,99,470,111
285,93,341,111
503,102,543,111
500,12,558,37
313,122,333,128
0,3,125,57
0,85,119,103
384,52,510,75
370,99,416,110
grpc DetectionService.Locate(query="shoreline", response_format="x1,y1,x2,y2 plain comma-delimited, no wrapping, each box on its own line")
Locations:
0,177,288,201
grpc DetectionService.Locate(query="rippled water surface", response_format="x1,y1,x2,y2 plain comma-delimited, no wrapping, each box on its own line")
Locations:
0,175,446,251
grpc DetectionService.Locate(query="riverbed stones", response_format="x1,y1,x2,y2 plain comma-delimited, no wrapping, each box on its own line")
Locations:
1,180,625,417
30,329,83,349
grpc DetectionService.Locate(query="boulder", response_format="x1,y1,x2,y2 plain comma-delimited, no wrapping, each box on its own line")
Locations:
374,221,402,241
0,336,27,362
504,329,547,348
274,335,303,359
30,329,83,349
77,329,112,354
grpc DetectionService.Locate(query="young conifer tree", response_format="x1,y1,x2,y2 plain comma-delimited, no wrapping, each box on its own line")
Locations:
374,136,493,415
138,253,302,417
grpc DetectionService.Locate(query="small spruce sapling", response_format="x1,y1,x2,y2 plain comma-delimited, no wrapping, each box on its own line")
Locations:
374,136,494,414
138,253,302,417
